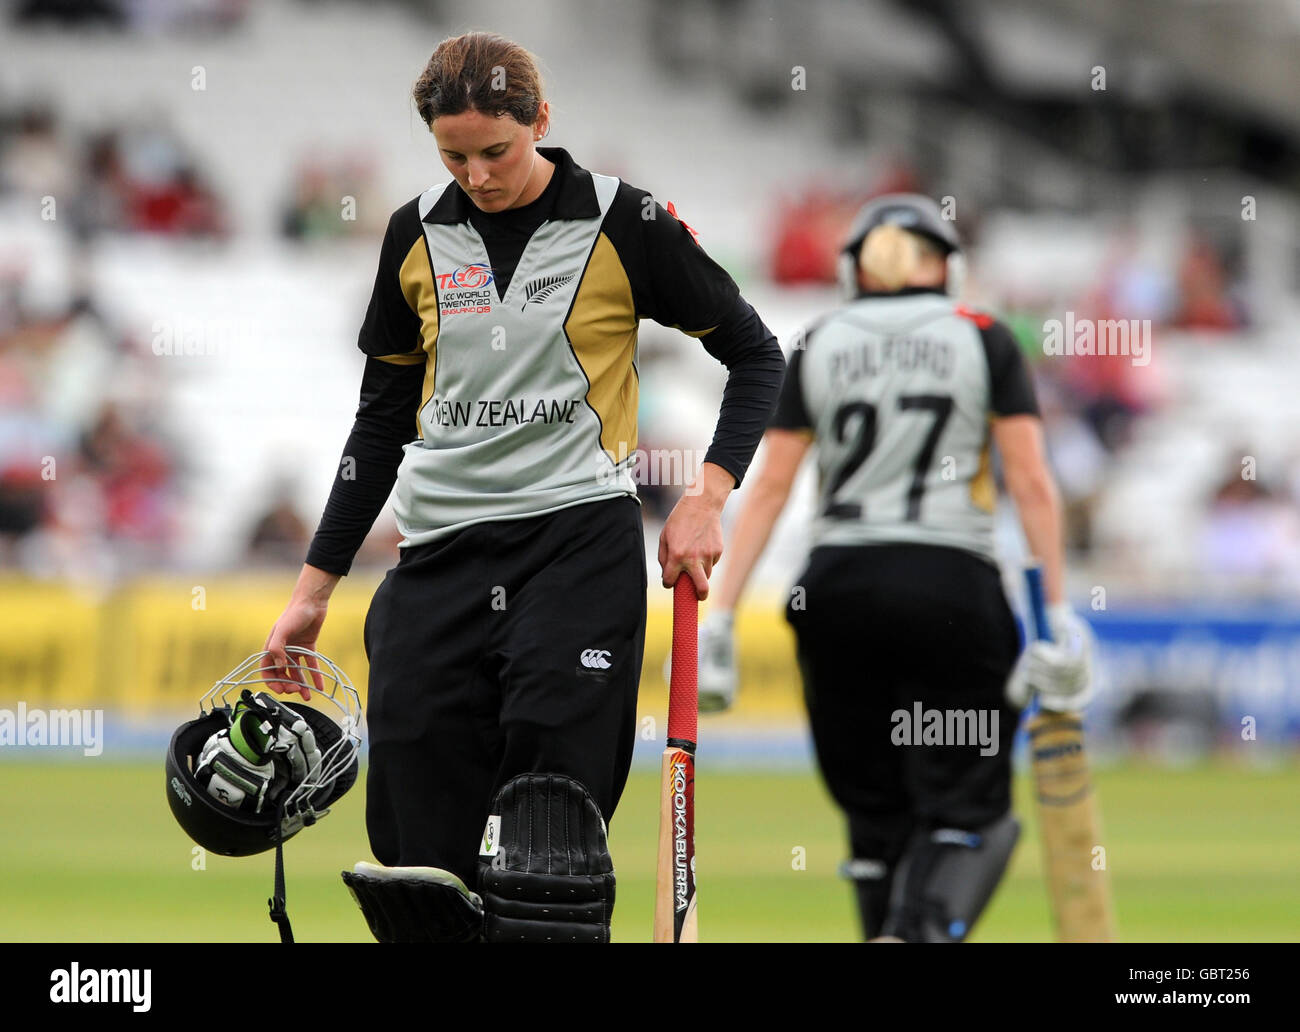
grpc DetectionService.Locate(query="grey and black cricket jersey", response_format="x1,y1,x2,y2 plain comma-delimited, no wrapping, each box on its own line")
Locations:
305,148,783,574
769,288,1038,563
390,167,629,546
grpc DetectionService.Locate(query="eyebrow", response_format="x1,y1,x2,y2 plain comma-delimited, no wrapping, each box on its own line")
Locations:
441,140,512,157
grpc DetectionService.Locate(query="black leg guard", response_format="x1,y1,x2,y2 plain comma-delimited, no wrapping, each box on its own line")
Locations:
341,862,484,943
839,857,893,940
478,773,616,943
882,812,1020,942
841,812,911,940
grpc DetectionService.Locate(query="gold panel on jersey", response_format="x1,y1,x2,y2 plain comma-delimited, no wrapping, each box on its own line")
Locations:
398,235,440,439
970,425,996,513
564,232,640,461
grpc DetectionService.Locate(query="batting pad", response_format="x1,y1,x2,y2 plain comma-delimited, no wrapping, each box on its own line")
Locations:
479,773,616,943
341,861,483,943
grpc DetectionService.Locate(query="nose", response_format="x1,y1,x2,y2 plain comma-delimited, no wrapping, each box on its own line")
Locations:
466,160,490,190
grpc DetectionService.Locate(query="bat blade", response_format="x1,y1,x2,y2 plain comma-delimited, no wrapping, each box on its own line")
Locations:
1023,564,1116,943
654,576,699,943
653,744,697,942
1027,710,1116,942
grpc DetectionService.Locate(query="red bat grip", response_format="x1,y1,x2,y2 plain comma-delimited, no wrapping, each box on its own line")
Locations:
668,576,699,745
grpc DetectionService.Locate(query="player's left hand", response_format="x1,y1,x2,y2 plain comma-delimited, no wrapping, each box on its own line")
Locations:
1007,603,1096,711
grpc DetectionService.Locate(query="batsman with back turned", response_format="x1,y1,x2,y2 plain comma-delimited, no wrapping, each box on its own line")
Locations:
706,194,1105,942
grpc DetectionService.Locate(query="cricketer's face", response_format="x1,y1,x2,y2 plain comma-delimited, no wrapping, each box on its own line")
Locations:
432,104,549,213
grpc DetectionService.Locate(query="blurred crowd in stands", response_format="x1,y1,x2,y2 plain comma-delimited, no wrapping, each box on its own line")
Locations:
0,290,181,578
1,103,226,239
0,87,391,578
0,51,1288,594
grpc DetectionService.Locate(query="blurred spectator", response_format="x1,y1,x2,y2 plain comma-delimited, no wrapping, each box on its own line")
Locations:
281,153,383,242
244,490,310,567
1175,236,1246,330
64,126,227,238
1035,377,1108,555
0,358,56,559
0,104,75,200
78,401,177,548
1200,451,1300,586
769,161,924,285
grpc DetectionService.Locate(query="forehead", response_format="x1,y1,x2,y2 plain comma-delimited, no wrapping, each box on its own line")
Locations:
431,109,525,151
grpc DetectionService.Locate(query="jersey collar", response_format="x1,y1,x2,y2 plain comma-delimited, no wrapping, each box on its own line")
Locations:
422,146,601,225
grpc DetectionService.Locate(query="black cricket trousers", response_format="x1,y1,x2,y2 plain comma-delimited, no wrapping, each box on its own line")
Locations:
785,542,1023,869
362,495,648,884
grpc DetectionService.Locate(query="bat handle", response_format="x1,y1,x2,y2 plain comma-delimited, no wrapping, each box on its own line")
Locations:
668,575,699,747
1024,564,1052,643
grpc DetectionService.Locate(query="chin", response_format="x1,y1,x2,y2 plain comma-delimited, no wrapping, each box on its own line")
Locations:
472,190,512,212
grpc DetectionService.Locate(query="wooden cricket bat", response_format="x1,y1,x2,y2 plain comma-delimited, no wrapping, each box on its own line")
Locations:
1024,564,1116,943
654,576,699,943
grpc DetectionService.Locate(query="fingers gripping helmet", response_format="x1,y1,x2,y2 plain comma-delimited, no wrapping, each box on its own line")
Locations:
165,647,362,941
837,193,964,298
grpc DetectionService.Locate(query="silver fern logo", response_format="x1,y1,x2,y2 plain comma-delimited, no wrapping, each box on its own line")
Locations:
521,273,575,309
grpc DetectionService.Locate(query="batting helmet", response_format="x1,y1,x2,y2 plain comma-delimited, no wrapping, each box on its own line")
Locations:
838,193,964,298
165,647,362,940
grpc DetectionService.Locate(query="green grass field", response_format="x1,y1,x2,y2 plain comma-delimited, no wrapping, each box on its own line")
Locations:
2,759,1297,942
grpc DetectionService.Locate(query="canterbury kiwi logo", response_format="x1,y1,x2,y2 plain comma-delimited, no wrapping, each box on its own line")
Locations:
521,273,575,309
580,649,612,670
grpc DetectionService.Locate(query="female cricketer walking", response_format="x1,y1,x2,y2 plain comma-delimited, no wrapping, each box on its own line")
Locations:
701,195,1093,941
260,32,783,942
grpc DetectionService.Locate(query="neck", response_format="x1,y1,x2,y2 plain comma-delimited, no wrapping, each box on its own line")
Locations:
509,152,555,210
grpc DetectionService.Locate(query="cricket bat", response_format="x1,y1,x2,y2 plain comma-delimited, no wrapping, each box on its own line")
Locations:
1023,564,1116,942
654,575,699,943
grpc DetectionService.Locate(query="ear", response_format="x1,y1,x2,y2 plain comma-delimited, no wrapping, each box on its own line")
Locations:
532,100,551,141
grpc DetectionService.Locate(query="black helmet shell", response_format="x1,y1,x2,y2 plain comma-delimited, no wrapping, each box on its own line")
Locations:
165,701,357,857
842,193,961,261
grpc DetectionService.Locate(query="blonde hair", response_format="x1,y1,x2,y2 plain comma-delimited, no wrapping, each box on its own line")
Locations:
858,224,943,291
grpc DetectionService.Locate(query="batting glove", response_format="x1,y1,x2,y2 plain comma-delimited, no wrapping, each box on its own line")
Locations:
697,610,738,714
257,694,323,787
195,730,276,813
1007,603,1096,712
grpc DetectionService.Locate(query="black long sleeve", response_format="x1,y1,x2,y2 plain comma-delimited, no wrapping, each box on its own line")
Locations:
304,358,423,576
696,296,786,486
600,186,785,487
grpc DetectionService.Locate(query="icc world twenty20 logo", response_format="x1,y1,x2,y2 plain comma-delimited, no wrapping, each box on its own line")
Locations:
437,263,494,290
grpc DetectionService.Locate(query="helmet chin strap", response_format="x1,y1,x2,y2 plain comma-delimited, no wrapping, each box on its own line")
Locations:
268,801,294,944
944,252,966,299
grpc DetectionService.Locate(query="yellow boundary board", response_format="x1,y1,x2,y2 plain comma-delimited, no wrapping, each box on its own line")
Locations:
0,577,806,722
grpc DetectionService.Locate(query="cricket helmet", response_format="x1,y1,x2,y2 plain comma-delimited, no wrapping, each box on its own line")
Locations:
838,193,964,298
165,647,362,857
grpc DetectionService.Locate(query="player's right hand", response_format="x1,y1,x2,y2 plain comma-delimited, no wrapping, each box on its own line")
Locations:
262,596,328,702
1007,603,1095,712
697,610,738,714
